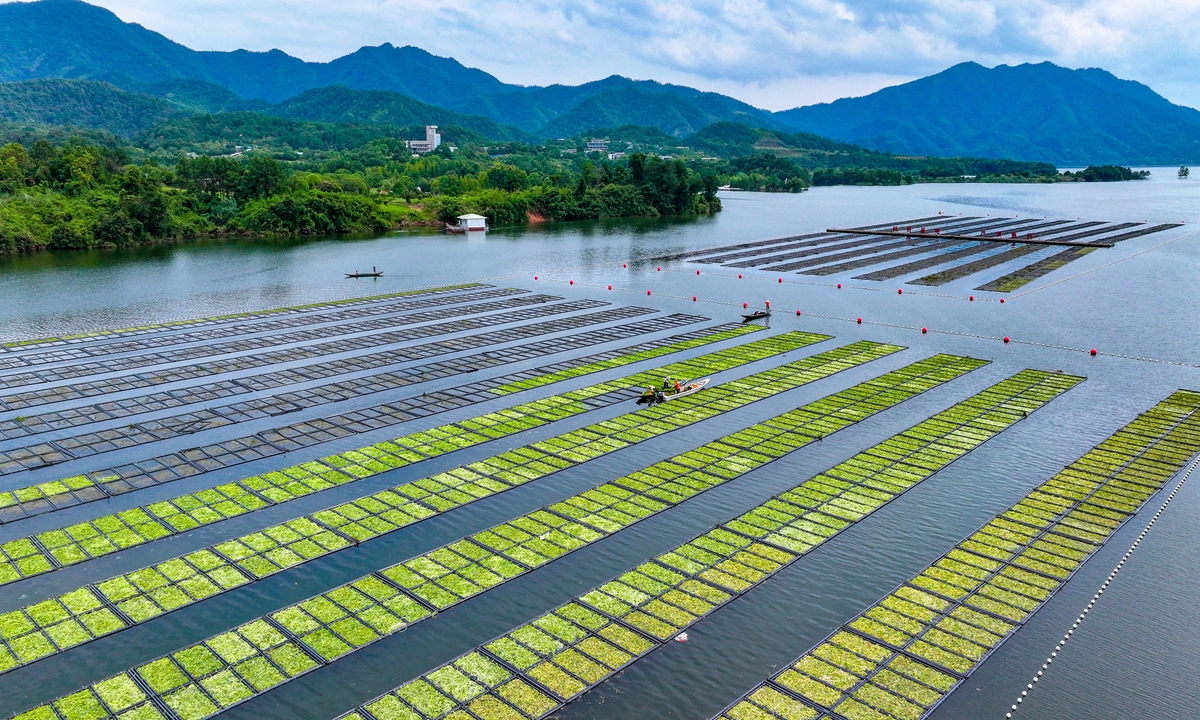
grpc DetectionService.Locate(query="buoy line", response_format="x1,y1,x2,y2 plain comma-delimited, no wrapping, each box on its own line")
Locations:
1003,453,1200,719
518,275,1200,370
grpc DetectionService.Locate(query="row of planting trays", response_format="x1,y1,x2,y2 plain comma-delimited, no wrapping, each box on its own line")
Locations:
0,289,547,391
0,312,718,518
0,329,815,585
0,338,904,679
0,285,486,353
3,352,986,720
324,368,1079,720
712,388,1200,720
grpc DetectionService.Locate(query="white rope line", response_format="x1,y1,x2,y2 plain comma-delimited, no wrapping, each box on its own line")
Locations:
1004,453,1200,718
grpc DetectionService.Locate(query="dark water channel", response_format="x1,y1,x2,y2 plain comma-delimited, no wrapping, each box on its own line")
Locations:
1,175,1198,720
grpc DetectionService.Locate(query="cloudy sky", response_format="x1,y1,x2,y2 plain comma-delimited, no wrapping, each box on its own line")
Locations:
86,0,1200,110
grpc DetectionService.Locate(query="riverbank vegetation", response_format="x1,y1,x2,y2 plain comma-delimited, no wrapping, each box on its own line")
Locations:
0,114,1152,256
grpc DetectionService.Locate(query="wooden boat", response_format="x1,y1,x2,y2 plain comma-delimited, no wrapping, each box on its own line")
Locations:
638,378,710,404
661,378,709,401
741,309,771,321
345,271,383,278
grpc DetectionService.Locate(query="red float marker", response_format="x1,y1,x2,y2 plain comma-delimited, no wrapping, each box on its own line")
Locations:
778,278,782,283
1000,298,1006,304
795,310,801,316
607,285,612,290
623,263,627,268
696,270,700,275
657,267,661,271
743,302,748,308
569,280,573,285
837,283,842,289
534,276,538,280
692,296,697,301
1003,337,1010,343
647,290,652,295
856,317,863,324
897,288,903,294
969,295,975,301
1090,348,1098,356
921,327,928,334
738,274,743,278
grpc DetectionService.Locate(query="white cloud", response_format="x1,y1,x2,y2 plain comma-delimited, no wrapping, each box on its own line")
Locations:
86,0,1200,110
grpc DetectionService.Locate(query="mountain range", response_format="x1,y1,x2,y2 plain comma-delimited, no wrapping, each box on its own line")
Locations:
1,0,1198,164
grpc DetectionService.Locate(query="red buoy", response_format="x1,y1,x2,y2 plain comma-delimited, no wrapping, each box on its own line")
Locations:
796,310,801,316
696,270,700,275
837,283,842,289
1090,348,1098,356
857,317,863,324
623,263,627,268
607,285,612,290
969,295,975,301
657,267,661,271
921,327,928,334
743,302,748,308
1000,298,1006,304
1003,337,1010,343
738,274,743,279
569,280,573,285
692,296,697,301
897,288,903,294
534,276,538,280
778,278,783,283
647,290,652,295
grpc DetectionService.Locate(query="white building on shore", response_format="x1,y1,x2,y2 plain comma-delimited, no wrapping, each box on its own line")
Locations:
407,125,442,154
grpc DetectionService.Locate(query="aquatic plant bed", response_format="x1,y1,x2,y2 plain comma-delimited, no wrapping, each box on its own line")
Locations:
709,389,1200,720
0,283,486,352
330,368,1077,720
732,217,1003,271
6,351,977,719
0,314,715,522
0,290,548,390
0,298,615,413
0,335,891,680
0,304,664,477
0,330,807,587
682,216,946,266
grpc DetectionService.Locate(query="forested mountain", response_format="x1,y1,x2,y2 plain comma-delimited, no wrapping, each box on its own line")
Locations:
775,62,1200,165
0,78,183,135
3,0,1198,160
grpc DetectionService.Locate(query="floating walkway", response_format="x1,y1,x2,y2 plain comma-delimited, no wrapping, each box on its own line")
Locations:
671,217,1182,290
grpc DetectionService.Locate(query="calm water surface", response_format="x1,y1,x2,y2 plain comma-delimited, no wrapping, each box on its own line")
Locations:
1,171,1198,720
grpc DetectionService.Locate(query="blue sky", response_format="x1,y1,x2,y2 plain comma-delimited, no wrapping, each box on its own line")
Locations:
88,0,1200,110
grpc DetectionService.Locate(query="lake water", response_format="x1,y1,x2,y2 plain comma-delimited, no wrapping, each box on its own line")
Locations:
0,170,1197,720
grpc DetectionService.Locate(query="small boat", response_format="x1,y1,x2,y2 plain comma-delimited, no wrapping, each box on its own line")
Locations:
638,378,710,404
742,309,771,321
346,266,383,278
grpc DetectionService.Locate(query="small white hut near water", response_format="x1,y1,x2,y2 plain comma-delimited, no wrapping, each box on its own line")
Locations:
457,214,488,232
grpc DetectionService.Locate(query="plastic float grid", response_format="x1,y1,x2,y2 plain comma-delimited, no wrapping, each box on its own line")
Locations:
0,314,718,516
0,298,617,413
0,340,948,718
0,326,801,593
722,217,1009,271
0,304,667,478
0,332,860,672
331,368,1078,720
712,390,1200,720
0,291,548,389
0,283,488,355
0,287,526,375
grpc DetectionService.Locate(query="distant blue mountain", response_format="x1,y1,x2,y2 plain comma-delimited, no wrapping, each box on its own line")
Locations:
774,62,1200,165
1,0,1197,161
